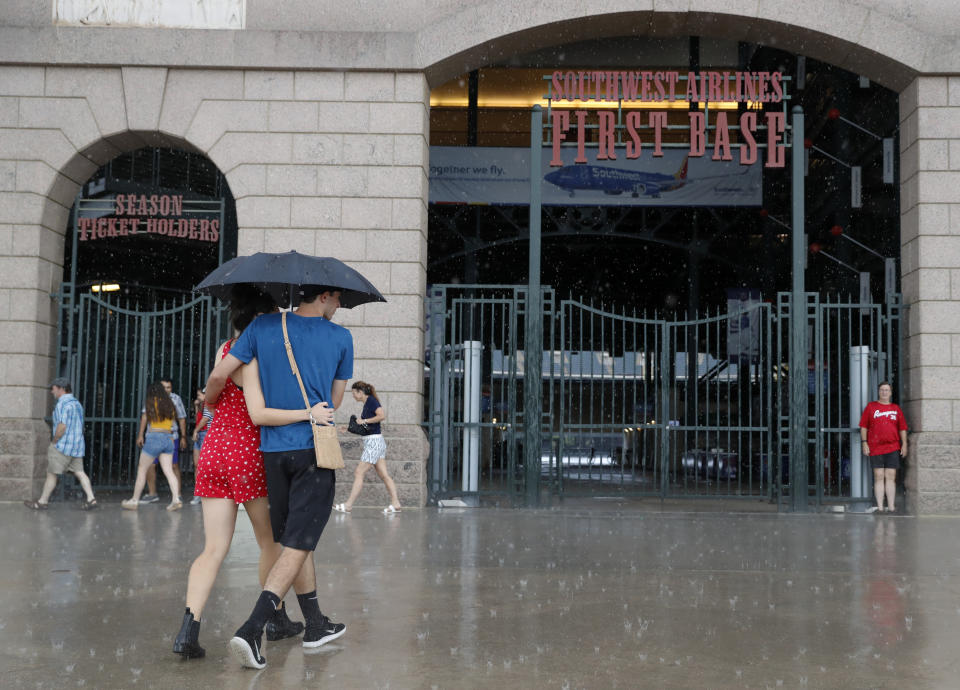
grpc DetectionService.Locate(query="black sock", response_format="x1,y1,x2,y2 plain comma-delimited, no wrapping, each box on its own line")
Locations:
296,590,323,628
245,591,281,632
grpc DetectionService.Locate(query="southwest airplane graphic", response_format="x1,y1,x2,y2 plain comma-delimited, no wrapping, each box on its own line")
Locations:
544,156,748,198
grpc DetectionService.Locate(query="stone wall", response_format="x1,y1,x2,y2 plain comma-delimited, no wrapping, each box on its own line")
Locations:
0,65,431,505
899,76,960,513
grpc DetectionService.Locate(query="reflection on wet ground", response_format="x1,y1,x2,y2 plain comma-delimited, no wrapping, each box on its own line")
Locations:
2,500,958,689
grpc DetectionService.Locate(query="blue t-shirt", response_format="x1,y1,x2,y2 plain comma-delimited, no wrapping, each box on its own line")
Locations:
361,395,382,435
230,311,353,452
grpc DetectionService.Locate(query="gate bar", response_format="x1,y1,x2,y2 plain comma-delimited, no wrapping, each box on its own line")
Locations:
790,105,809,512
525,105,544,506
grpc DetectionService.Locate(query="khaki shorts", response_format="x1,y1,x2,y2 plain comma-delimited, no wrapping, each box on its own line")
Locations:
47,444,83,475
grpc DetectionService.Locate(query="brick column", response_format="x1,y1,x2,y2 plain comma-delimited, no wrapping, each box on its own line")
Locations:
899,76,960,513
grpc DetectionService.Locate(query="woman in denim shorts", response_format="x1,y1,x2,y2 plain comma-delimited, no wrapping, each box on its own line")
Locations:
122,382,183,511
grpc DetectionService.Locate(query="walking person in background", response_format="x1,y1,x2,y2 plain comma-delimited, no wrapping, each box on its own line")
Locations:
122,382,182,511
190,388,212,506
333,381,401,515
174,286,328,659
23,377,97,510
859,381,908,513
137,378,187,503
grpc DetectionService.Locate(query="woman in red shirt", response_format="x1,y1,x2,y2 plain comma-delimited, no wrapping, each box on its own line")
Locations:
858,381,908,513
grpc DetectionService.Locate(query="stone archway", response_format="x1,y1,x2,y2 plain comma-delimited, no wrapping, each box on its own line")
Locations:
416,3,930,92
0,64,431,503
415,4,960,512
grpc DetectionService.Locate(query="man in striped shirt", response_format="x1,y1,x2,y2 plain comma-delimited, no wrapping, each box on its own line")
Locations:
24,377,97,510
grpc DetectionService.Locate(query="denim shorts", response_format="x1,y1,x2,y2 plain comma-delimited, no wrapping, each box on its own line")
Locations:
194,430,206,451
143,431,175,459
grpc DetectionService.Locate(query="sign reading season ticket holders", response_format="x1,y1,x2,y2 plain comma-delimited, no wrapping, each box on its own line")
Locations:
76,194,223,243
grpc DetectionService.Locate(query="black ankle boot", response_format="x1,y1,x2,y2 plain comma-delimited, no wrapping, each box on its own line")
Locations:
266,603,305,641
173,608,206,658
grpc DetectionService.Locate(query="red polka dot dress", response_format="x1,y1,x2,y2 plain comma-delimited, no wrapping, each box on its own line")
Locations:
193,340,268,503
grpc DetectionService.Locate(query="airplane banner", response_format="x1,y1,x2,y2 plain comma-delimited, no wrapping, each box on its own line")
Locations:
429,146,762,207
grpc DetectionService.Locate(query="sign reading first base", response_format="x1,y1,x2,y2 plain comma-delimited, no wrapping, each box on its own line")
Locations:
548,70,788,168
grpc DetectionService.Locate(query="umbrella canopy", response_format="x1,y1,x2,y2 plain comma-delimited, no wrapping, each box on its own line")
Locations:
194,251,387,309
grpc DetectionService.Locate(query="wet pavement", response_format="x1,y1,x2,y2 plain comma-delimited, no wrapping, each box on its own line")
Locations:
3,498,960,689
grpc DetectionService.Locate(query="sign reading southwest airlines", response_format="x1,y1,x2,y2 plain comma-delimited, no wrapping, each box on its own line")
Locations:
429,147,762,207
430,69,783,207
548,70,787,168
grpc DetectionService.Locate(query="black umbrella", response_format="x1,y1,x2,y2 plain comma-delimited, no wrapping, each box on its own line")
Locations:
194,250,387,308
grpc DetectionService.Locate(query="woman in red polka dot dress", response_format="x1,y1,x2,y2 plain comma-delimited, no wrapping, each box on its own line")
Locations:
193,336,266,505
173,285,332,660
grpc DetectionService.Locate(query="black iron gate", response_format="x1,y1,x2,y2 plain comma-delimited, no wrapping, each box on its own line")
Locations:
54,287,228,488
424,285,902,508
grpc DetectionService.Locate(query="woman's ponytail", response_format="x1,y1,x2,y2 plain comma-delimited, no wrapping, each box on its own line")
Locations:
351,380,377,399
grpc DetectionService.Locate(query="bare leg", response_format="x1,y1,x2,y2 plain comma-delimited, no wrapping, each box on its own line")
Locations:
243,498,315,609
292,552,316,595
374,457,401,508
37,472,59,504
131,454,157,501
884,468,897,510
157,453,180,502
185,498,238,617
344,463,371,510
264,547,310,599
243,497,282,587
71,469,96,502
173,463,182,487
146,463,158,497
873,467,885,510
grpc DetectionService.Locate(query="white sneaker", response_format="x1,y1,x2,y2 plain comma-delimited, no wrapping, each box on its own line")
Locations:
190,496,202,505
865,506,880,513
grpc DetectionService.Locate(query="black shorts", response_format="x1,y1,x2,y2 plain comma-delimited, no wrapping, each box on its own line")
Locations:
870,451,901,470
262,448,335,551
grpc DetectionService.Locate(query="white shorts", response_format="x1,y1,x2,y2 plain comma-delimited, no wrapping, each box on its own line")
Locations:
360,434,386,464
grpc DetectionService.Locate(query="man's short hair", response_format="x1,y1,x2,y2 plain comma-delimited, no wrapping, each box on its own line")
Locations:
299,285,340,303
160,377,173,385
50,377,72,393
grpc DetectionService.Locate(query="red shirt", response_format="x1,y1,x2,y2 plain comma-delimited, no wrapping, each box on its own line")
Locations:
859,402,907,455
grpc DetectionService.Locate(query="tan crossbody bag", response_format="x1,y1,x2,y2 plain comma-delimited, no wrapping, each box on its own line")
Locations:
281,311,344,470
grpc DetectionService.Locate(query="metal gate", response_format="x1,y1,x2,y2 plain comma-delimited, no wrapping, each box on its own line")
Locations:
775,292,904,509
54,286,228,488
424,285,902,508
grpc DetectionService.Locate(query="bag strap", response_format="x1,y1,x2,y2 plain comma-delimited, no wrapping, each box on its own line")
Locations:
281,312,311,412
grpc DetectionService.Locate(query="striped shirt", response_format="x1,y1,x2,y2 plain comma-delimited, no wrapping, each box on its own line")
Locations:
53,393,85,458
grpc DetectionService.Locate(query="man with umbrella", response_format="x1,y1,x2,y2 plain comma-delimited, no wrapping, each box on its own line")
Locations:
198,252,384,670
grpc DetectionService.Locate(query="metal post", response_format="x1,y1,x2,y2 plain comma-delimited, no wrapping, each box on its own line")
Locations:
849,345,870,501
524,105,544,507
461,340,482,495
62,194,82,380
790,105,809,512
